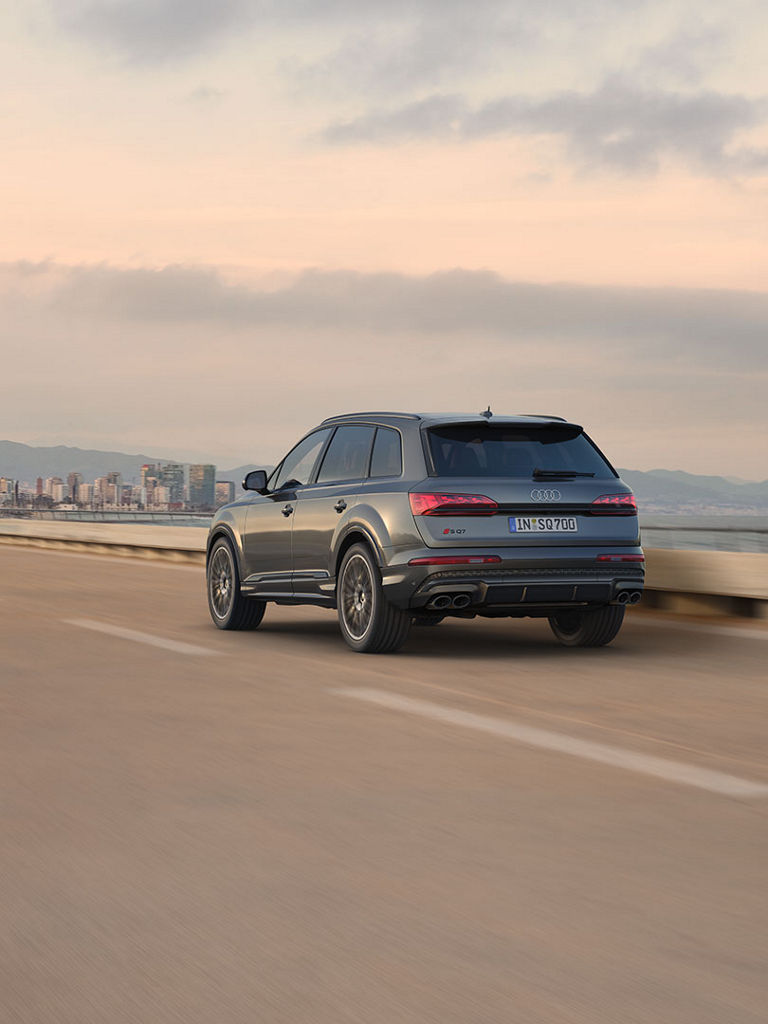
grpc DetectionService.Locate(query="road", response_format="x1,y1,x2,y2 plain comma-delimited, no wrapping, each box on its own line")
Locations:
1,545,767,1023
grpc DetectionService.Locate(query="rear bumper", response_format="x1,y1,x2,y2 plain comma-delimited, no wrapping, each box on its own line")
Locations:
380,545,645,613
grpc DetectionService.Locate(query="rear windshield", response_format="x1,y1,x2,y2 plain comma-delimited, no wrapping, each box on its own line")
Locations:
427,424,615,478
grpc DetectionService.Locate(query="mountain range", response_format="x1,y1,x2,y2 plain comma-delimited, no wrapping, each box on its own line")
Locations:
1,439,766,512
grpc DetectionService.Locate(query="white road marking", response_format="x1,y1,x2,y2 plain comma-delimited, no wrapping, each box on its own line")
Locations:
64,618,216,656
334,688,768,798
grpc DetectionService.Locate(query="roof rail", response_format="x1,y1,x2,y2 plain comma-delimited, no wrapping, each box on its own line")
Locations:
320,411,421,424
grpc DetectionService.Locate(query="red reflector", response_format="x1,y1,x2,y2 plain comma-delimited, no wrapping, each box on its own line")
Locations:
409,492,498,516
596,554,645,562
408,556,503,566
591,492,637,513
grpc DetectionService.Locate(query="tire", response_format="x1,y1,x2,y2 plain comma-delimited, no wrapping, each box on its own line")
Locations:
548,605,625,648
207,537,266,631
337,543,411,653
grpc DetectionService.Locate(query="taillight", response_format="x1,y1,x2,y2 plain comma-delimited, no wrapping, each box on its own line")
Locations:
409,492,498,516
591,493,637,514
596,554,645,562
408,555,502,566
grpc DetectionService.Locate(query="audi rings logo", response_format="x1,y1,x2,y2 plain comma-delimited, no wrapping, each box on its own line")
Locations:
530,488,561,501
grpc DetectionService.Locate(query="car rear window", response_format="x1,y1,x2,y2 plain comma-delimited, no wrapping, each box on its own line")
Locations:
427,424,615,478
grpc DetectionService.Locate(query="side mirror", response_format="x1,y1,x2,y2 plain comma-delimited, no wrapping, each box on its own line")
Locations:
242,470,268,493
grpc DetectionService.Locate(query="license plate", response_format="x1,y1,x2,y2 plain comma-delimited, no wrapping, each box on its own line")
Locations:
509,516,578,533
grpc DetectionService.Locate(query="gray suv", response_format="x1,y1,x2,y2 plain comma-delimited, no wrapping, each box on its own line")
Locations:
206,412,644,652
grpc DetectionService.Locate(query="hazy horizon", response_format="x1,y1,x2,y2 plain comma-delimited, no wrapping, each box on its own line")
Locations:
2,2,767,478
2,435,767,486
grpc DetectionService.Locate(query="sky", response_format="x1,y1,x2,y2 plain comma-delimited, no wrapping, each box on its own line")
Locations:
2,0,767,477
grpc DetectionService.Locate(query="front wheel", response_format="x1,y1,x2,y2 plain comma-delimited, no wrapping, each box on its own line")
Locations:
207,537,266,630
337,544,411,653
548,605,625,647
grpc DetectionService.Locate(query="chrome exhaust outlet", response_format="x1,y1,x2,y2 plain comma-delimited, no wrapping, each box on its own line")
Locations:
628,591,642,605
616,591,630,604
452,594,472,609
429,594,453,611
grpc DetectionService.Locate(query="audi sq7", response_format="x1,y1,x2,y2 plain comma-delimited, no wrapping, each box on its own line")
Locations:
206,412,644,652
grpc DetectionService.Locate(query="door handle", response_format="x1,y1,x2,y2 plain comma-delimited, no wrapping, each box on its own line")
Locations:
281,504,294,517
334,499,347,513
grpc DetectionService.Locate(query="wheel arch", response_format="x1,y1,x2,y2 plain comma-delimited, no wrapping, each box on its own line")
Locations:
333,526,384,581
206,522,245,577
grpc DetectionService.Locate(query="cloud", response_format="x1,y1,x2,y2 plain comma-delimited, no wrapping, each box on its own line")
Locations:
632,26,726,87
53,0,251,62
2,260,766,473
51,0,643,67
184,84,227,104
4,261,767,369
322,79,768,176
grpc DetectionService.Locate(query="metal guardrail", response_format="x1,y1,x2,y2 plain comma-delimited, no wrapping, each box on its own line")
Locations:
0,508,213,525
4,510,768,550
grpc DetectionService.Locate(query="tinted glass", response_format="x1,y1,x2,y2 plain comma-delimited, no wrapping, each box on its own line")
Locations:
427,425,614,478
316,426,375,484
369,427,402,478
272,429,331,490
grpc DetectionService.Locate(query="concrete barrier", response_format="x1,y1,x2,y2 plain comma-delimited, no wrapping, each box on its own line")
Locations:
0,519,207,564
1,519,766,619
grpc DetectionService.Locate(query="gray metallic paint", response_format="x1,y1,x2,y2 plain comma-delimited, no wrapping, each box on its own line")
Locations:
208,412,644,614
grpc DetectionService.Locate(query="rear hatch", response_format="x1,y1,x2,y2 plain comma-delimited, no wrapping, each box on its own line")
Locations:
412,420,639,548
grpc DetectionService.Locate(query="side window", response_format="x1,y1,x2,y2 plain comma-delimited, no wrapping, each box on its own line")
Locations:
369,427,402,478
272,429,331,491
316,426,376,484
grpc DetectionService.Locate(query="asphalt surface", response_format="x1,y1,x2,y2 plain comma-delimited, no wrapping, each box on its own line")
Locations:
2,545,767,1024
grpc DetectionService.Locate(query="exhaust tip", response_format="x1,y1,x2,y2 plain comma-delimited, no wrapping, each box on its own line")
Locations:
452,594,472,609
628,591,642,605
430,594,452,610
616,591,630,604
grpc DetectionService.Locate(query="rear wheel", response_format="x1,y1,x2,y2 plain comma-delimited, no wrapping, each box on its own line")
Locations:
337,543,411,653
207,537,266,630
548,605,625,647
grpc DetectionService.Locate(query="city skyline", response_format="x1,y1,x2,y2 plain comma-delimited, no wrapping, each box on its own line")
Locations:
1,461,226,512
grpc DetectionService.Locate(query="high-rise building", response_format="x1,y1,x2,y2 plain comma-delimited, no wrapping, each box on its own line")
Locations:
93,477,109,504
215,481,235,508
160,463,185,504
189,464,216,508
0,477,17,504
106,471,123,505
67,472,83,502
36,477,43,496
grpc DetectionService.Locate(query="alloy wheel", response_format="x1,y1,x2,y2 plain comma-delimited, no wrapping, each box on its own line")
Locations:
341,553,374,640
209,544,235,619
